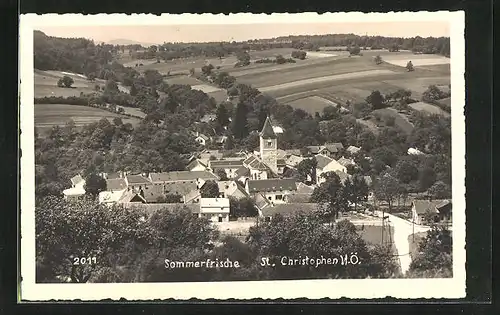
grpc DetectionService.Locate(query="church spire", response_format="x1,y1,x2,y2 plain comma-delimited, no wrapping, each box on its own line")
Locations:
259,116,277,139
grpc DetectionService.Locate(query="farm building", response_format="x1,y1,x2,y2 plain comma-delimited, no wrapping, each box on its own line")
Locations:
246,178,298,205
411,199,452,225
199,198,230,222
62,174,86,201
315,154,347,185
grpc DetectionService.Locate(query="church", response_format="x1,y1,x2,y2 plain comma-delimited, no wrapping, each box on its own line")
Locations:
259,116,278,175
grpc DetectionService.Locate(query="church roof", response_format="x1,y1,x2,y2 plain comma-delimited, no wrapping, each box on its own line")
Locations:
259,116,277,139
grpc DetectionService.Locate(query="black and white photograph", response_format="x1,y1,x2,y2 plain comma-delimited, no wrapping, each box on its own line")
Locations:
19,12,465,300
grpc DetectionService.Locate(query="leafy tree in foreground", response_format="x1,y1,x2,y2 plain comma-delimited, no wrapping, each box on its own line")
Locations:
373,172,400,211
83,173,107,198
296,158,317,184
374,55,383,65
229,197,258,218
36,196,151,283
215,168,229,181
310,172,348,223
344,174,369,212
407,225,452,278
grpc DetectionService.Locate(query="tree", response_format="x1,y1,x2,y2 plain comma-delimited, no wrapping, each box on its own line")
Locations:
291,50,307,60
296,158,317,184
201,64,214,76
418,167,436,191
374,55,383,65
358,131,377,152
422,85,447,103
215,104,230,128
373,173,400,211
105,80,119,93
189,68,195,76
349,45,361,56
344,175,369,212
87,73,96,81
200,180,220,198
129,84,138,96
57,75,74,88
310,172,349,223
427,180,450,200
112,117,123,126
275,54,286,64
394,158,419,184
231,102,249,139
83,173,107,198
215,169,229,181
224,135,235,150
366,90,385,110
406,61,414,72
229,197,258,218
236,51,251,66
227,86,239,97
408,225,452,278
36,196,151,283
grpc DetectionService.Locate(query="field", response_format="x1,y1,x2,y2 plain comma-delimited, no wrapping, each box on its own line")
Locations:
34,70,103,98
356,224,395,247
409,101,450,117
383,55,450,67
372,108,415,134
287,96,338,114
35,104,141,134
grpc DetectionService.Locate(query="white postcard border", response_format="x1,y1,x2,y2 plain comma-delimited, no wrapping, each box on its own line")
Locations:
20,11,466,301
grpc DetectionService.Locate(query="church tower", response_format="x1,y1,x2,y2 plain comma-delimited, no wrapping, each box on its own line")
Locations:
259,116,278,174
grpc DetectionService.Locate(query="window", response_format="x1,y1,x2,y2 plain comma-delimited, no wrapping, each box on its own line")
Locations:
267,140,273,147
276,195,283,200
268,196,272,201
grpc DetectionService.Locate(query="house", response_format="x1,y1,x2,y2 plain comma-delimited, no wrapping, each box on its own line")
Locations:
199,150,224,165
125,174,152,192
187,159,208,172
193,132,210,146
117,190,147,204
253,192,272,212
200,114,217,123
148,171,218,189
285,154,304,169
246,178,297,205
212,135,228,145
315,154,347,185
234,166,251,183
408,147,424,155
411,199,452,225
199,198,230,222
243,155,270,180
63,174,86,200
306,143,344,158
184,189,202,204
217,181,249,199
260,203,320,221
285,149,302,156
98,178,128,205
120,202,200,216
337,157,356,168
284,182,314,203
347,145,361,155
209,159,244,179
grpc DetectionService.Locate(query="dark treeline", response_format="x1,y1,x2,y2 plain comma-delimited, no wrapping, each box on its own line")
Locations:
129,34,450,61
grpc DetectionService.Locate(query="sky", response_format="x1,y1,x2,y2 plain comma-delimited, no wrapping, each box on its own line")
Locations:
36,21,450,45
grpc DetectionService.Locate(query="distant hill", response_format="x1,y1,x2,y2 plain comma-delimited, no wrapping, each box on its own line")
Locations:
106,38,157,47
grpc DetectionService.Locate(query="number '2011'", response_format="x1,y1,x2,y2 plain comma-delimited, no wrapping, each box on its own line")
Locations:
73,257,97,265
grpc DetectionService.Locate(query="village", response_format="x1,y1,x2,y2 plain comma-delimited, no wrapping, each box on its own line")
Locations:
61,115,452,274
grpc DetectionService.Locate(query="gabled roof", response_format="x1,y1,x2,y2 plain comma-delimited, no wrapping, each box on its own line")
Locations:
337,157,355,167
200,197,230,208
209,159,244,169
307,145,324,154
412,199,451,215
277,159,286,166
285,149,302,156
99,190,126,204
244,155,269,170
70,174,84,186
296,182,315,194
235,166,250,177
126,174,151,185
259,116,277,139
118,190,147,203
218,181,249,198
122,203,200,214
187,159,208,171
163,181,198,196
261,203,319,217
143,185,167,203
247,178,297,193
315,154,334,170
184,189,201,203
254,192,272,210
106,178,128,191
149,171,218,182
347,145,361,154
285,155,304,167
324,142,344,151
196,133,210,141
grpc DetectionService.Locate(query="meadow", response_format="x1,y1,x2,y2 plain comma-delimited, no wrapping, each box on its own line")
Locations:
35,104,141,134
409,101,451,117
34,70,103,98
